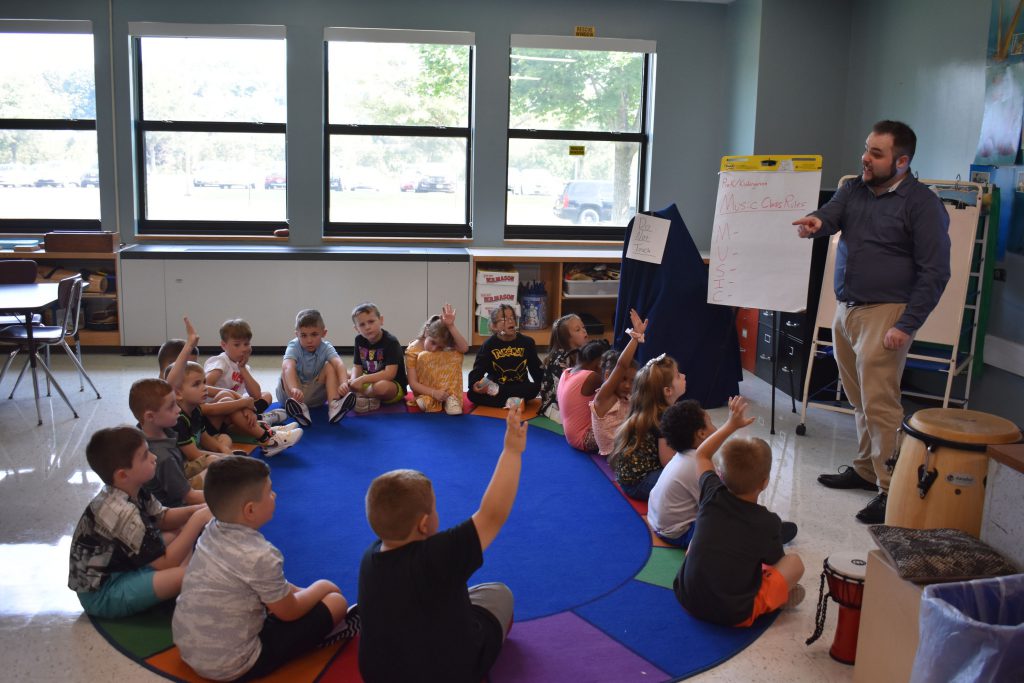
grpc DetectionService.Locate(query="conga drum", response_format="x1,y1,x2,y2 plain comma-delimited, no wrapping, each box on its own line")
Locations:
886,408,1021,537
806,551,867,665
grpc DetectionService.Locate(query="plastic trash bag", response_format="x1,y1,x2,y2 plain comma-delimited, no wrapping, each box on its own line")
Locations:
910,573,1024,683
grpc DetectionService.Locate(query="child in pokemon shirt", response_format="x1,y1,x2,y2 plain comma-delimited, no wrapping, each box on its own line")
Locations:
467,304,542,409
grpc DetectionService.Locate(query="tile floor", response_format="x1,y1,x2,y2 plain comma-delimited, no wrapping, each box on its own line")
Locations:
0,351,872,682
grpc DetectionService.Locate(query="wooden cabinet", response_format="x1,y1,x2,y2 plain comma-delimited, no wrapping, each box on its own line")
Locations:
0,248,121,347
468,249,621,349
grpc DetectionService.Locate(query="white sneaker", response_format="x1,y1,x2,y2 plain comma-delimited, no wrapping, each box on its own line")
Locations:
415,396,430,412
285,398,312,427
355,396,381,413
444,395,463,415
329,393,357,423
272,421,300,432
262,427,303,458
260,408,288,426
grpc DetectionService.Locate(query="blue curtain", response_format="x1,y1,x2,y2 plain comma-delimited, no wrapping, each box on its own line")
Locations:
614,204,741,408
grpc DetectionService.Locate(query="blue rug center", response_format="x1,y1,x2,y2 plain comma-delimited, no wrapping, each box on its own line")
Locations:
261,412,652,621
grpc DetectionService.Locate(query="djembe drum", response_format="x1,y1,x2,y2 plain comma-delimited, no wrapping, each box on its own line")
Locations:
806,551,867,665
885,409,1021,537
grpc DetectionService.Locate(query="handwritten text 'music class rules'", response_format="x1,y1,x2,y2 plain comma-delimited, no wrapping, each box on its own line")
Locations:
708,169,821,313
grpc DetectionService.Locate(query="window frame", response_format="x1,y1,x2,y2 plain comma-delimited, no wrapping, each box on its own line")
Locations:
129,23,287,236
505,35,655,242
0,20,100,234
323,28,474,239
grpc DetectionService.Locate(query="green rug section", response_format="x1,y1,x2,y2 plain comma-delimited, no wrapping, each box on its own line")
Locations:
528,415,565,436
635,546,685,589
91,600,174,658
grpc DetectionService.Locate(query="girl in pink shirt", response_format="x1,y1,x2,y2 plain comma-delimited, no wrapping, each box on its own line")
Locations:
591,310,647,457
556,340,610,451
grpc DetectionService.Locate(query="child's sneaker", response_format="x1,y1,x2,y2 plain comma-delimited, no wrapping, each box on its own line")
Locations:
415,396,430,412
261,427,303,458
285,398,312,427
355,396,381,413
329,393,358,424
320,603,361,647
260,408,288,426
271,421,300,432
781,521,798,544
444,395,463,415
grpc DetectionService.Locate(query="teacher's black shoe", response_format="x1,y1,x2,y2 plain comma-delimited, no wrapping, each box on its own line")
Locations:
855,492,887,524
780,521,798,544
818,466,877,491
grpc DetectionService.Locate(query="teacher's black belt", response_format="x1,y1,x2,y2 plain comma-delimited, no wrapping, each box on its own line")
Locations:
840,300,880,308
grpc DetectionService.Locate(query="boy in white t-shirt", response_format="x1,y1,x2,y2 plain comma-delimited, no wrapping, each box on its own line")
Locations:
647,400,715,548
205,318,287,426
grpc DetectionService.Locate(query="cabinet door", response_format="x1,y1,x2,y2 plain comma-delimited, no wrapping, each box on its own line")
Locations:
754,325,775,384
120,259,168,345
164,260,429,346
735,307,759,373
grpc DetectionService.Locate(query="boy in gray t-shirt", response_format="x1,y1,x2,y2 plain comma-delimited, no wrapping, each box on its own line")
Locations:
172,456,358,681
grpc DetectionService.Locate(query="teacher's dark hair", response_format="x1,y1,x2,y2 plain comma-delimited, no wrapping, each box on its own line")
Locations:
872,120,916,163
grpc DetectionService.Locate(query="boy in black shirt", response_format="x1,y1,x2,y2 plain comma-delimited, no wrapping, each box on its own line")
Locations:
468,304,543,408
357,403,527,683
674,396,804,627
348,302,407,413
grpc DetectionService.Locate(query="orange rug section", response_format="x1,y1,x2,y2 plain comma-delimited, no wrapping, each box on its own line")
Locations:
470,397,541,420
318,636,364,682
146,641,345,683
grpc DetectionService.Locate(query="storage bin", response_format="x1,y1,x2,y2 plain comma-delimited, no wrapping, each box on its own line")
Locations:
563,278,619,296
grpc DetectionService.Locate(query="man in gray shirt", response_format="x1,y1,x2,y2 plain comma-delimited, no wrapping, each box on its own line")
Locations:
794,120,950,524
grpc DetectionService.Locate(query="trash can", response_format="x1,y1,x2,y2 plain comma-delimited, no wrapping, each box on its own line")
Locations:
910,573,1024,683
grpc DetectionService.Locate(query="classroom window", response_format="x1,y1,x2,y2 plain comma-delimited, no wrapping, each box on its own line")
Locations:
0,23,99,232
325,29,473,238
131,24,287,235
506,35,654,241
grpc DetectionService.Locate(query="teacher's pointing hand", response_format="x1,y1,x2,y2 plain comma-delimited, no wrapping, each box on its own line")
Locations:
792,215,822,238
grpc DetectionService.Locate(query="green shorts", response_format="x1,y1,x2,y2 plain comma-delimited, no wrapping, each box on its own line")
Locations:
78,567,159,619
354,380,405,404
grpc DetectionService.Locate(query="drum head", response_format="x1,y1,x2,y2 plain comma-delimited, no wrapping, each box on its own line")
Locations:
826,551,868,580
908,409,1021,445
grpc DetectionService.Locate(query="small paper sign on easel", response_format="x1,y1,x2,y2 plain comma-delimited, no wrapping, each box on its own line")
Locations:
625,213,670,264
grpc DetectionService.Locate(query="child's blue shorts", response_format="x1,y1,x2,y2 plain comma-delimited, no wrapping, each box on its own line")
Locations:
78,567,159,619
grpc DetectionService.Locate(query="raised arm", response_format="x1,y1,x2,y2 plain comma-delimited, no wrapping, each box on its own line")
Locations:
166,317,199,390
694,395,755,476
472,402,528,551
593,310,646,415
442,303,470,354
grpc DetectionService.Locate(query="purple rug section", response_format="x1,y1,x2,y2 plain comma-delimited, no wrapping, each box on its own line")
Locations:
591,453,614,478
491,612,668,683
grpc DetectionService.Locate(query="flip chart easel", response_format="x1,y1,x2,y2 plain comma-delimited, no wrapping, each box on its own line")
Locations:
709,155,823,433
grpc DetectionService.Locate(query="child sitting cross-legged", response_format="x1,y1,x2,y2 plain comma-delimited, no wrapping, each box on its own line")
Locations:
173,456,359,681
68,426,212,619
130,378,205,506
591,309,647,458
349,302,408,414
357,403,528,682
205,318,288,427
556,338,609,452
673,396,804,627
406,303,469,415
608,352,686,501
467,304,542,409
279,309,357,426
537,313,589,422
646,399,714,548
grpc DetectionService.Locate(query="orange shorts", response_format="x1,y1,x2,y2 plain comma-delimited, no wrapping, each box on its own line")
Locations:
734,564,789,628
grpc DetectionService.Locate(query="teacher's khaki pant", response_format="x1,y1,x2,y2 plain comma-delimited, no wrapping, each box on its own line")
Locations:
832,303,912,493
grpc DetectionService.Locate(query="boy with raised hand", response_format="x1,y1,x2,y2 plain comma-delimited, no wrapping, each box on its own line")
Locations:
357,402,527,683
673,396,804,627
278,308,357,426
68,426,212,618
173,456,358,681
348,302,408,414
130,377,205,506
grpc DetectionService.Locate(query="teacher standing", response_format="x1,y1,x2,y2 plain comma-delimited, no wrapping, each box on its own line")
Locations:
793,120,950,524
